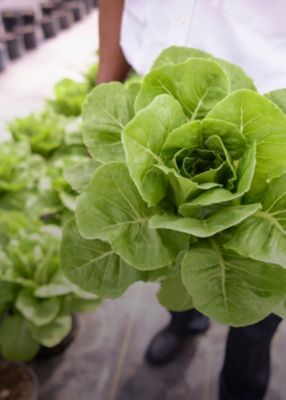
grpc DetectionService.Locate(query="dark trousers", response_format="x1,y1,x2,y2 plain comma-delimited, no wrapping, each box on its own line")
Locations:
170,310,282,400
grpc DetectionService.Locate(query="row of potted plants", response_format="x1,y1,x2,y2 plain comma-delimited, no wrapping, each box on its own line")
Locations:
0,63,99,372
0,0,97,72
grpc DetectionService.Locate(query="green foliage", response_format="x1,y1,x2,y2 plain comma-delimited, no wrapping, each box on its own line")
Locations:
83,62,99,90
8,111,65,157
60,46,286,327
0,222,100,361
49,78,90,116
0,61,100,361
0,142,45,193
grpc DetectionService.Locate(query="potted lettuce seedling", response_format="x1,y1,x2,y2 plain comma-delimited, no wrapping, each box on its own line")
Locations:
8,111,66,157
35,149,88,224
0,141,45,195
0,219,101,362
48,78,90,116
60,46,286,327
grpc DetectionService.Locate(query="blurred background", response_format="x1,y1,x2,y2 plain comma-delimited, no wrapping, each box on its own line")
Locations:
0,1,286,400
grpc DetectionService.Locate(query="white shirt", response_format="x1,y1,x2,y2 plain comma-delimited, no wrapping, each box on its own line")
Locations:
120,0,286,93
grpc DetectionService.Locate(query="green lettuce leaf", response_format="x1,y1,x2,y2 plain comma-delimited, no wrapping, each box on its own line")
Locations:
28,315,72,348
82,82,137,163
206,89,286,198
224,174,286,268
123,94,187,205
60,218,142,297
135,58,230,118
0,315,40,361
182,240,286,326
157,262,193,312
76,163,189,270
265,89,286,114
15,290,61,327
151,46,256,92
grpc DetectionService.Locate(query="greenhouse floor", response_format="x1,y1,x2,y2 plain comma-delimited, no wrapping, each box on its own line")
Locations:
32,283,286,400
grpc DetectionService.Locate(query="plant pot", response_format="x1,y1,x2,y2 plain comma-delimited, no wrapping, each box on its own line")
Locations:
20,10,36,26
52,0,65,10
0,45,7,73
41,16,60,39
2,10,24,33
82,0,93,13
14,26,38,51
64,1,86,22
35,315,78,360
53,10,74,30
0,33,24,61
0,361,38,400
41,3,55,16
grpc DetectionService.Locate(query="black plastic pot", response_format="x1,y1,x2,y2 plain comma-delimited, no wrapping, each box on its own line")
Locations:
64,1,86,22
20,10,36,26
2,10,24,33
1,33,24,60
52,0,65,10
0,361,38,400
53,10,74,30
14,26,38,51
82,0,93,13
41,3,55,16
35,315,78,360
41,16,60,39
0,45,7,73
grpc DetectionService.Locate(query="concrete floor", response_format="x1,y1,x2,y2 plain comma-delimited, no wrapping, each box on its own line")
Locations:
1,8,286,400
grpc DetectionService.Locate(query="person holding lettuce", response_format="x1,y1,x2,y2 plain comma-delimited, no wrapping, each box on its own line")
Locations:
96,1,285,399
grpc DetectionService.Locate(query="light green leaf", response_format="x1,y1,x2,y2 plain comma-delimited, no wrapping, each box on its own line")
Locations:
16,290,61,327
61,295,102,314
50,78,89,116
273,299,286,319
201,119,247,159
207,89,286,197
151,46,255,92
213,57,256,92
76,163,189,270
0,315,40,361
59,191,76,212
224,174,286,268
265,89,286,114
61,218,142,297
182,240,286,326
0,282,17,306
149,204,260,238
35,282,74,298
82,82,135,163
157,266,193,312
29,316,72,348
64,159,101,193
154,165,202,206
123,94,186,205
179,141,256,217
152,46,212,69
162,120,202,154
135,58,230,119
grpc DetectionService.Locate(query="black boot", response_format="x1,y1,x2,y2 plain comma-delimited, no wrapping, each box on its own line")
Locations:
145,309,210,366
